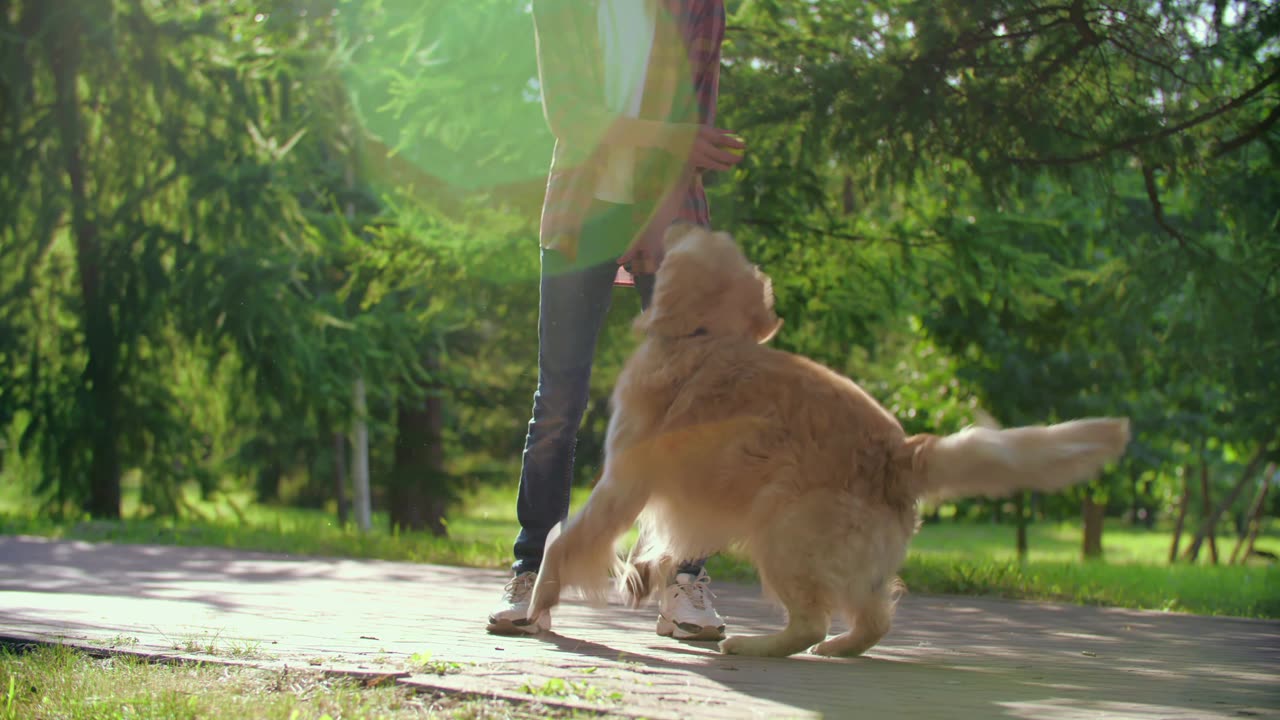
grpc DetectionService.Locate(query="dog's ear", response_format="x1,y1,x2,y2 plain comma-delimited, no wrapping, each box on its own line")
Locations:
748,266,783,344
757,316,783,344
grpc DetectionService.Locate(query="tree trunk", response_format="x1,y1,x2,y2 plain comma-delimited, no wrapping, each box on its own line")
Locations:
343,156,372,532
841,174,856,215
1082,494,1105,559
332,432,349,526
388,360,449,536
255,461,282,503
1141,475,1156,528
1230,464,1272,565
1169,466,1191,563
47,2,121,518
1128,465,1141,525
1015,492,1028,561
1184,442,1270,562
351,376,372,531
1198,454,1220,563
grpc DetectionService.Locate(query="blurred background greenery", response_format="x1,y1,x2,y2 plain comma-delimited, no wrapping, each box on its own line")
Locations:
1,0,1276,617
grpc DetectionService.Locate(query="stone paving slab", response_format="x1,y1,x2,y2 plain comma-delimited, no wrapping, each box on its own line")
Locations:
0,535,1277,719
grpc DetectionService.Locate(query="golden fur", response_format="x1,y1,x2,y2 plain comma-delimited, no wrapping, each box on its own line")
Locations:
529,224,1131,658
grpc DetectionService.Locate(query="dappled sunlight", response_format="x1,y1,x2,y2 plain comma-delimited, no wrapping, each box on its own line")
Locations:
6,479,1277,617
2,2,1276,715
999,699,1238,720
5,535,1276,719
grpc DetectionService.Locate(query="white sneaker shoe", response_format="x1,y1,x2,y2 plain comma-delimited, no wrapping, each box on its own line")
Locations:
486,571,551,635
657,569,726,641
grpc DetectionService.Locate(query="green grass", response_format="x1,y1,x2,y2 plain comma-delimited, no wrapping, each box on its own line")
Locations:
0,490,514,569
2,481,1277,619
0,644,615,720
908,518,1279,565
900,552,1279,617
896,518,1280,618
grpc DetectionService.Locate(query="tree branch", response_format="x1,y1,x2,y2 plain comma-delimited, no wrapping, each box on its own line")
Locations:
1141,162,1188,247
1006,65,1280,166
1068,0,1099,44
1212,102,1280,157
1182,440,1273,562
738,216,947,248
1105,31,1198,86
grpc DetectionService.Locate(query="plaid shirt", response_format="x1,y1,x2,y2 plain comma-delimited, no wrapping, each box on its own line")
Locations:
530,0,726,262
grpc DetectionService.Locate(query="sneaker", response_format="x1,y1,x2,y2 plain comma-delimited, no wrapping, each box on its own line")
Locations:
656,569,726,641
486,571,551,635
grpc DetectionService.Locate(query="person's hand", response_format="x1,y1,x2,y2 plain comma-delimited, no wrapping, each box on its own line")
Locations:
619,224,665,275
687,125,745,172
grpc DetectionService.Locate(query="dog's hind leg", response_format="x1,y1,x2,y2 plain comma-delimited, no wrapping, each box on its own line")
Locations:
811,586,895,657
720,521,832,657
719,581,829,658
528,465,650,623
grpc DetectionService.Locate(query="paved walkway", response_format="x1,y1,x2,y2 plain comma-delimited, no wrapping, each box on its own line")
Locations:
0,535,1276,719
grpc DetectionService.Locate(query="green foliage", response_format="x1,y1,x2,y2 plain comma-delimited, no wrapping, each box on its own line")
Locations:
2,0,350,515
339,0,552,195
0,0,544,520
714,0,1279,526
0,0,1275,566
520,677,624,705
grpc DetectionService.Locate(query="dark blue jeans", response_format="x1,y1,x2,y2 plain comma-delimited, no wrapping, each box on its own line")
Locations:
512,201,705,578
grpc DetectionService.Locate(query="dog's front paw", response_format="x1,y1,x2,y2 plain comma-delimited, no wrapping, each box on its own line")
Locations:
719,635,780,657
811,638,859,657
528,576,561,620
810,633,875,658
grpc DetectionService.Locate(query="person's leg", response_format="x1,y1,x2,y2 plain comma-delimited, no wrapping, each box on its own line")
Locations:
511,251,620,575
489,202,633,634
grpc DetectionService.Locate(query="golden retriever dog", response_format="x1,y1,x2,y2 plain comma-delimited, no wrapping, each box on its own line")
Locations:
528,224,1131,658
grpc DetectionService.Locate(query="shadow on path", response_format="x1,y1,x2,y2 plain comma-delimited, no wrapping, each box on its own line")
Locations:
2,535,1277,719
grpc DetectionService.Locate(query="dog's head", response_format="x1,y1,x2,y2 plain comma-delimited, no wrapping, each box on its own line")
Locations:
634,223,782,343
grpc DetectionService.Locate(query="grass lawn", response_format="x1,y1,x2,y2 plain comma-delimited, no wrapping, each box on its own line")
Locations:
2,481,1277,619
0,643,617,720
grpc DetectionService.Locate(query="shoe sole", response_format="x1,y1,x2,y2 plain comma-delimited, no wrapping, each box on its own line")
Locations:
486,615,551,636
657,615,726,641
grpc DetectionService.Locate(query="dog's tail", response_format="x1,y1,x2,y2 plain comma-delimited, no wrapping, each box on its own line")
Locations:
901,417,1131,501
620,542,676,610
